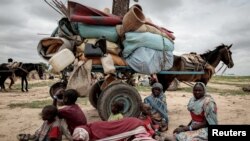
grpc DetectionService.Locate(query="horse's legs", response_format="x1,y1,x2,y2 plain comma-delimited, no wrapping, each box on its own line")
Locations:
9,77,14,89
21,77,25,92
24,77,28,92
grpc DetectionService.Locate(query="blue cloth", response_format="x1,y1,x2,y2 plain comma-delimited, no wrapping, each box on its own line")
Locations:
122,32,174,58
144,83,168,122
125,47,174,74
76,23,118,42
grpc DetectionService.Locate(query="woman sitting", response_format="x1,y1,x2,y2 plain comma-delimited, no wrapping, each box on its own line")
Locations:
171,82,218,141
144,82,169,132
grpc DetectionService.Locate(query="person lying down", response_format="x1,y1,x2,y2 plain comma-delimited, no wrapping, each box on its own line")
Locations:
72,117,156,141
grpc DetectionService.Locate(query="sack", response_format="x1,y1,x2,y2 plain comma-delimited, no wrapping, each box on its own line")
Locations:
66,59,92,97
84,43,104,57
101,54,116,74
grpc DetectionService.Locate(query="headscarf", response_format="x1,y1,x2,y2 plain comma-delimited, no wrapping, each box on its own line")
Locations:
144,83,168,122
188,82,217,125
193,82,207,96
73,127,89,141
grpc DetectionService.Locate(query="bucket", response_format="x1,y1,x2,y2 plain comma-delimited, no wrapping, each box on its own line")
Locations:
122,6,145,34
49,48,75,72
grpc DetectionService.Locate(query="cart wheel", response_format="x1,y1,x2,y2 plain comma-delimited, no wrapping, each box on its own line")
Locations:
49,82,67,99
97,82,142,120
88,80,104,108
167,78,179,91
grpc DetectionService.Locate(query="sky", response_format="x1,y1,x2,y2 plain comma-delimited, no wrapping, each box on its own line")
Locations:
0,0,250,76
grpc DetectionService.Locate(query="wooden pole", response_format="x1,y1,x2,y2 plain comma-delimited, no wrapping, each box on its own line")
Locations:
112,0,130,16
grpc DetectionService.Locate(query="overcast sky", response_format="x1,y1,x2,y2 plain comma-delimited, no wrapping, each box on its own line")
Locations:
0,0,249,75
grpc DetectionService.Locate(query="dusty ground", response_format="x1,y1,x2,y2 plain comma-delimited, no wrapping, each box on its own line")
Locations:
0,79,250,141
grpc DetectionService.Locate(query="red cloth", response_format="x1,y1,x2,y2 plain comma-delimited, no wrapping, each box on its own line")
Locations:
59,104,87,134
145,21,176,40
48,126,60,139
141,116,155,136
78,117,145,140
190,111,205,122
68,1,122,25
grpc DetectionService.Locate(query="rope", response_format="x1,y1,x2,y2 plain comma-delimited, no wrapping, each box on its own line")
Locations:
182,81,194,87
221,67,227,75
216,63,224,74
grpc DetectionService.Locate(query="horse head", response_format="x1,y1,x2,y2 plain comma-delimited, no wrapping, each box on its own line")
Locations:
219,44,234,68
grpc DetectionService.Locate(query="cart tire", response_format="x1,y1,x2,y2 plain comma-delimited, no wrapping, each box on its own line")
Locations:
49,82,67,99
88,80,104,108
97,83,142,120
167,78,179,91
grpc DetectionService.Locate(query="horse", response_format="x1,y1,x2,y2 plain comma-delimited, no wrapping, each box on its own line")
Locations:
155,44,234,92
0,63,45,92
0,64,13,91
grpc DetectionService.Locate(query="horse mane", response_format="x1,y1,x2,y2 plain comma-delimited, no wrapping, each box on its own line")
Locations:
201,44,226,61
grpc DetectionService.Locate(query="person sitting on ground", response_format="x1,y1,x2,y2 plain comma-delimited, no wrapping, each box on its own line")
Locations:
72,117,156,141
138,103,157,136
108,100,124,121
17,105,72,141
144,82,169,132
170,82,218,141
53,89,87,135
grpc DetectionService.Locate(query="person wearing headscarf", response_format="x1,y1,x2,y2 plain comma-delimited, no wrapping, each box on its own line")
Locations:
173,82,217,141
144,82,169,132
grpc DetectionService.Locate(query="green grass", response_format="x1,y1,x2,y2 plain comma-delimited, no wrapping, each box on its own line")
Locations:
178,85,249,95
135,85,151,92
77,97,88,106
8,99,52,109
211,76,250,83
11,80,57,90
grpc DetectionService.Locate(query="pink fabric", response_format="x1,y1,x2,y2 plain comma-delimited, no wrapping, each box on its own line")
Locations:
68,1,122,25
145,22,176,40
141,116,155,136
78,117,145,140
59,104,87,134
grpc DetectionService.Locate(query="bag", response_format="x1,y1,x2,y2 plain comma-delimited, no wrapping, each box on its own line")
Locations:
66,59,92,97
84,43,104,57
101,54,116,74
84,36,107,57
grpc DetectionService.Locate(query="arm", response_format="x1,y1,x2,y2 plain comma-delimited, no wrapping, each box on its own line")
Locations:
173,120,207,134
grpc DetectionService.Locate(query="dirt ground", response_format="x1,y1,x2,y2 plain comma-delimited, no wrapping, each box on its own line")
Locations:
0,80,250,141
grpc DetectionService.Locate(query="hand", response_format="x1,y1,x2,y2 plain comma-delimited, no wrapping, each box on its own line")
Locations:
173,127,186,134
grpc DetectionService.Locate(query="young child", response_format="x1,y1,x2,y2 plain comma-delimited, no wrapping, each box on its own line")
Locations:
53,89,87,135
138,103,158,137
108,100,124,121
17,105,72,141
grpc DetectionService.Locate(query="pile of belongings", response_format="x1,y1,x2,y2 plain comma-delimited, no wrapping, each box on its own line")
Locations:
37,1,175,96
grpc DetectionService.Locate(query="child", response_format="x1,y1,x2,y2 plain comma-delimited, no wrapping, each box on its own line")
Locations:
17,105,72,141
53,89,87,135
108,100,124,121
138,103,158,137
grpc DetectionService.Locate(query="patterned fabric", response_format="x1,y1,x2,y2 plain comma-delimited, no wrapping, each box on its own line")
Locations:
144,83,168,122
108,113,124,121
188,95,217,125
175,92,217,141
34,117,62,141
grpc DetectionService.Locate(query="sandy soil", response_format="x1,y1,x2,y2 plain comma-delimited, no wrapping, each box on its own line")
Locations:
0,80,249,141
